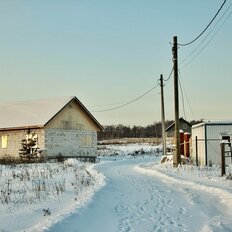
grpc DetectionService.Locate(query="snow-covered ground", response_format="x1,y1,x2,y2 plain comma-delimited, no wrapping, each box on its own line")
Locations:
0,159,105,232
97,143,162,158
1,144,232,232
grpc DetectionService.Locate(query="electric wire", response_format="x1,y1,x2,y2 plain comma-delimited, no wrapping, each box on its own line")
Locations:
180,1,232,68
142,92,161,99
178,0,227,46
178,69,196,120
180,2,232,65
91,92,160,109
163,68,174,82
91,83,160,112
91,100,130,108
178,76,187,120
182,9,232,68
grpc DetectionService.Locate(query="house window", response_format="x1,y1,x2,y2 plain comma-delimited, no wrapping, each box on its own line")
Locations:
1,135,8,149
61,120,71,129
183,124,187,130
80,135,93,146
77,124,84,130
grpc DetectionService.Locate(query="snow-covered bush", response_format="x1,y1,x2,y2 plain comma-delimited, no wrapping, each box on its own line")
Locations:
98,143,162,157
144,157,232,181
0,160,97,210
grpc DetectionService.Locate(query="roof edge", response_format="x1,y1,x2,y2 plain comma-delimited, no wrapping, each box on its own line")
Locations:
74,97,104,131
44,96,104,131
192,120,232,129
165,117,191,132
0,125,44,132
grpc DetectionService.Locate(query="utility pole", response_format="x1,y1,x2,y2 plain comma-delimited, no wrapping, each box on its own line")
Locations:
172,36,181,167
160,74,166,156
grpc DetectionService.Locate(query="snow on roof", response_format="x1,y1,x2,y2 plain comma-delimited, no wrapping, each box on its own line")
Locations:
0,96,76,130
192,120,232,129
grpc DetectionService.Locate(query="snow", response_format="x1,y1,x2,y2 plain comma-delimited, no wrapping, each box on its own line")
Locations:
0,159,105,232
0,96,75,129
1,144,232,231
98,143,162,157
192,120,232,129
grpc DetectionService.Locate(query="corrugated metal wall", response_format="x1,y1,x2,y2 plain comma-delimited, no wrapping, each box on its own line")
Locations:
206,124,232,165
191,124,206,165
192,123,232,165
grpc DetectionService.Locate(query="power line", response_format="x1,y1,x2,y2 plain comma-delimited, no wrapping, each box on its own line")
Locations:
178,0,227,46
91,92,160,109
163,68,174,82
178,69,196,120
91,100,129,108
141,92,161,99
180,1,232,68
91,83,160,112
181,7,232,68
178,77,187,120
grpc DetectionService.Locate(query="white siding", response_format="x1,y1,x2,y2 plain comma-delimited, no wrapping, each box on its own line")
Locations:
192,122,232,165
191,124,206,165
206,124,232,165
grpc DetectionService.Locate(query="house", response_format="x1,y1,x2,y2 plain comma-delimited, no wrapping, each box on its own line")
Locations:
165,117,192,138
191,121,232,166
165,117,192,156
0,96,103,161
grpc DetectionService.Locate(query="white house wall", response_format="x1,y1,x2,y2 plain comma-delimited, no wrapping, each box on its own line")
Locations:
43,100,99,158
0,129,45,158
44,129,97,158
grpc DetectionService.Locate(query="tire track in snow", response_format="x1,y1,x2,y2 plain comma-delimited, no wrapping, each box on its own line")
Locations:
113,163,189,232
136,164,232,231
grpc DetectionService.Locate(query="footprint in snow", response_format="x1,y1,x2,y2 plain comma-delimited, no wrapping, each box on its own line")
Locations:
179,207,187,214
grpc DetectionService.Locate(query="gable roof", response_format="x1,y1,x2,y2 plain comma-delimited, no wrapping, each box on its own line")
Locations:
0,96,103,131
165,117,192,132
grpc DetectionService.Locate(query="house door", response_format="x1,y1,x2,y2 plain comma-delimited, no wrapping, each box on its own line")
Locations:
222,135,232,164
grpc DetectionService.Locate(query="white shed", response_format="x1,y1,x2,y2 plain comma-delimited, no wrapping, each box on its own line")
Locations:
191,121,232,166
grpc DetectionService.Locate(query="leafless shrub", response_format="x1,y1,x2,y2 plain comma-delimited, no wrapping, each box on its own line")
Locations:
0,159,96,212
43,208,51,216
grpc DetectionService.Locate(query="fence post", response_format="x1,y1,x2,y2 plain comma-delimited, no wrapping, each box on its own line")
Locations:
195,136,198,166
221,142,226,177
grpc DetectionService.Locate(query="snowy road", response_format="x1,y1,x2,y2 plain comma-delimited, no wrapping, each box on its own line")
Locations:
47,157,232,232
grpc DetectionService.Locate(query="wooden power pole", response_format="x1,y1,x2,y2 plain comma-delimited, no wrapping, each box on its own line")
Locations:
172,36,181,167
160,74,166,156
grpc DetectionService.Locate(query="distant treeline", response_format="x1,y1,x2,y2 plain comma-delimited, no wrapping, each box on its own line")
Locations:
98,120,201,140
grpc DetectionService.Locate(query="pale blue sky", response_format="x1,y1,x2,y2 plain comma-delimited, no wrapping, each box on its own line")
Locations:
0,1,231,126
